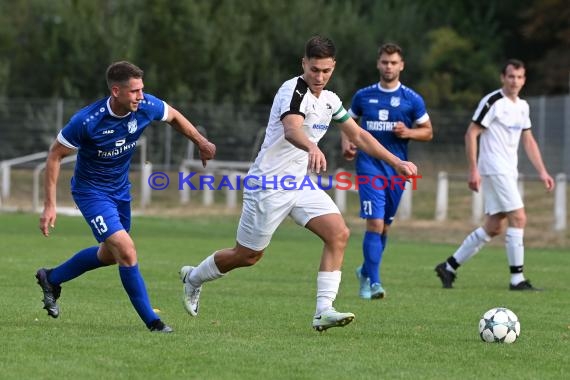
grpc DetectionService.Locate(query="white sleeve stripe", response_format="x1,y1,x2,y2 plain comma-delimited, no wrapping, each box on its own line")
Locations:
57,131,78,150
161,101,169,121
416,113,429,124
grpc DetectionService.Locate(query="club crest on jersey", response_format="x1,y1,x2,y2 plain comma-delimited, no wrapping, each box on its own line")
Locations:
127,119,138,134
390,97,400,107
378,109,389,121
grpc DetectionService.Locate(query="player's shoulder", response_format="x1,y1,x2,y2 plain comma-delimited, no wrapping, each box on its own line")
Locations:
517,96,530,108
479,89,504,108
138,92,165,111
354,83,379,96
321,88,341,102
70,98,109,127
281,76,308,92
276,76,309,100
399,84,424,101
140,92,163,105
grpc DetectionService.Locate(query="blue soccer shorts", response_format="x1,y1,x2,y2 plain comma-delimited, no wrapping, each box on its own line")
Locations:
73,192,131,243
357,175,405,224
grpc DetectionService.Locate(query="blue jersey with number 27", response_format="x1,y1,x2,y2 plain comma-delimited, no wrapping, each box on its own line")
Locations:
57,93,168,201
349,83,428,176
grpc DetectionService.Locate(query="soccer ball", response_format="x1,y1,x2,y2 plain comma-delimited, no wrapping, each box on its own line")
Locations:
478,307,520,343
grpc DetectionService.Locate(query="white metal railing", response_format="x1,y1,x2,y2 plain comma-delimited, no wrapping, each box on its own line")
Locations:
2,151,566,232
32,154,77,212
554,173,567,231
30,137,148,212
1,151,49,201
169,166,567,231
177,159,253,207
436,171,567,231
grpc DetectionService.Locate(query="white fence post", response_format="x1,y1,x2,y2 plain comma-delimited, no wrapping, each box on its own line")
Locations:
226,172,238,209
140,162,152,208
554,173,567,231
472,190,484,225
334,168,346,213
202,171,214,206
434,171,448,221
398,181,412,220
179,164,190,204
1,161,9,200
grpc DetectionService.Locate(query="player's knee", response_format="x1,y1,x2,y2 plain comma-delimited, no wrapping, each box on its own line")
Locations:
334,225,350,248
120,247,138,265
485,225,502,237
244,253,263,266
240,250,264,267
510,213,527,228
366,219,384,233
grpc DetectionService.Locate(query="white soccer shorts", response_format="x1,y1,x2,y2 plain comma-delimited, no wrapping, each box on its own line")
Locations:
236,185,340,251
481,174,524,215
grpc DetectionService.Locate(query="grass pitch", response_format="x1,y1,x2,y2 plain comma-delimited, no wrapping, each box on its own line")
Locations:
0,212,568,379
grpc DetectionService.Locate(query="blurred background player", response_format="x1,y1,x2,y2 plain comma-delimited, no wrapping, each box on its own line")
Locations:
435,59,554,290
36,61,215,332
179,35,418,331
342,43,432,299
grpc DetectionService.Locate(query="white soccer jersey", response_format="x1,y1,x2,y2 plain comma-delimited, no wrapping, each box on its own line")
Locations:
472,89,531,175
248,76,349,186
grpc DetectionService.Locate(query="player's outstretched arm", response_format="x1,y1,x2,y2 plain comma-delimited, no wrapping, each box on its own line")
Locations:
166,105,216,167
339,117,417,176
40,141,75,237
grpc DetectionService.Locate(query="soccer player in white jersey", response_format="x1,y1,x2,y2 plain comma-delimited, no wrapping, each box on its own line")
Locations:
179,35,418,331
341,43,433,300
435,59,554,291
36,61,216,332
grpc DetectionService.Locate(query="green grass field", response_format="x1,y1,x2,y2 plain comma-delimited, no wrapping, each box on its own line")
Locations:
0,212,568,379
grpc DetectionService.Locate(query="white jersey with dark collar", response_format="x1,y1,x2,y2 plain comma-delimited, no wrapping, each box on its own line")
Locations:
248,76,349,186
472,89,531,175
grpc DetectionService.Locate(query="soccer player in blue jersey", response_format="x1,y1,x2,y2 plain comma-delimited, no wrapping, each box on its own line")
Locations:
342,43,433,300
36,61,216,332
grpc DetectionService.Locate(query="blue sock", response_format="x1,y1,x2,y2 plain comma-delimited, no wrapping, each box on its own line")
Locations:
381,233,388,250
363,231,384,285
119,264,159,327
48,246,105,285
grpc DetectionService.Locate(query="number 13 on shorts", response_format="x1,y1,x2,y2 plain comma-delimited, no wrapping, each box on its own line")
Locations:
90,215,109,235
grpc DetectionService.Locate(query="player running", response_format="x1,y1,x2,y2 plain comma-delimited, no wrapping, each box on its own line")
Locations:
36,61,215,332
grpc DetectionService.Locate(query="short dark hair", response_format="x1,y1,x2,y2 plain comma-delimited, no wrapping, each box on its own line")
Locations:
377,43,403,59
304,35,336,60
106,61,144,89
502,59,525,75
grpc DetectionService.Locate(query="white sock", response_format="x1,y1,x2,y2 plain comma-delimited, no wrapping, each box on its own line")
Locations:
315,271,341,315
447,227,491,272
189,252,224,287
505,227,525,284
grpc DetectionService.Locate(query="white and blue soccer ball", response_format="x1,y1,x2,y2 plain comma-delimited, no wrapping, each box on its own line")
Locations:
478,307,521,343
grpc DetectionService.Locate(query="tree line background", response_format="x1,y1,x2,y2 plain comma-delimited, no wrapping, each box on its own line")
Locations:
1,0,568,109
